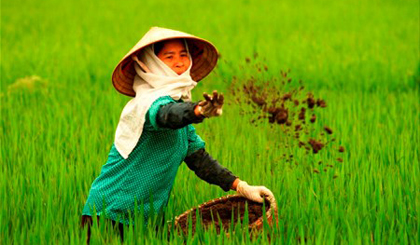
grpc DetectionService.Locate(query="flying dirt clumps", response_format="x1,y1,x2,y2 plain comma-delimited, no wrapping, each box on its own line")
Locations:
228,61,345,175
306,93,316,109
268,105,288,124
310,114,316,123
230,70,332,154
298,107,306,121
324,126,333,134
317,99,327,107
308,139,325,154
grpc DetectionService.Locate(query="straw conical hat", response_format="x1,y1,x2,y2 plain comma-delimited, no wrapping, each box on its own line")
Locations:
112,27,219,97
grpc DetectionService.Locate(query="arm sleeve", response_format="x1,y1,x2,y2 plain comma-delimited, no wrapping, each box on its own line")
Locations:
184,148,238,192
156,101,205,129
145,97,204,131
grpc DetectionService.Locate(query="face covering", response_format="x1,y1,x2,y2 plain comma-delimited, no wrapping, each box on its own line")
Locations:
114,39,197,159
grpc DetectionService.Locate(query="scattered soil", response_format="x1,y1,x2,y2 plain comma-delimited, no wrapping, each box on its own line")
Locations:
316,99,327,107
310,114,316,123
227,64,346,175
282,93,292,101
306,93,316,109
308,139,325,154
274,107,289,124
324,126,333,135
298,108,306,121
176,196,270,235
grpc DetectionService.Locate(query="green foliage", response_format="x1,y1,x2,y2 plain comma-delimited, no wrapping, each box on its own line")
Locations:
1,0,418,244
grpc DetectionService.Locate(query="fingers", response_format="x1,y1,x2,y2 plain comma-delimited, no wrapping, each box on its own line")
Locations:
209,108,222,117
251,195,264,203
203,92,212,102
201,90,225,117
212,90,219,102
249,186,275,203
213,92,224,108
204,90,223,104
260,187,273,196
236,182,275,204
198,100,208,107
259,187,275,203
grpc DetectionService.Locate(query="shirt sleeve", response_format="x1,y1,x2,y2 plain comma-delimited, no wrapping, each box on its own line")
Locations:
186,124,205,156
145,96,205,131
156,102,205,129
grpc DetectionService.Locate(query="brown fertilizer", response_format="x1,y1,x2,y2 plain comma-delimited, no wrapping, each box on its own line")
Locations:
308,139,325,154
228,63,346,174
176,196,270,235
324,126,333,135
310,114,316,123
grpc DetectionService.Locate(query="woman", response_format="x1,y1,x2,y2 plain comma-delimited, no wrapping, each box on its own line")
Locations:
81,27,274,242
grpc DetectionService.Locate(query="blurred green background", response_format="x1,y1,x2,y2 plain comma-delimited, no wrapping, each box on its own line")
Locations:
1,0,418,243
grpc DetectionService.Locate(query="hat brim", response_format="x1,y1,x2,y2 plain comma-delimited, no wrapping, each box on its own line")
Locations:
112,36,218,97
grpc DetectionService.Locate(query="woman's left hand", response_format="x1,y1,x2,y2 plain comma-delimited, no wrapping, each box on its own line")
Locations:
236,180,275,203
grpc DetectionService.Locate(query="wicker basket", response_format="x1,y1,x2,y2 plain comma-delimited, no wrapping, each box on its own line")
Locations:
173,194,278,235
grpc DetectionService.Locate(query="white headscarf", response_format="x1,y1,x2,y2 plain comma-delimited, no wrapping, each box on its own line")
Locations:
114,40,197,159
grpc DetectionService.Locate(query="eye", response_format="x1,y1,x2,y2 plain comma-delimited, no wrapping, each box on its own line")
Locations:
166,56,173,60
181,54,188,57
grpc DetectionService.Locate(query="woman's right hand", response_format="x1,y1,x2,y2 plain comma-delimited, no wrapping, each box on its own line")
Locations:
236,180,275,203
196,90,224,118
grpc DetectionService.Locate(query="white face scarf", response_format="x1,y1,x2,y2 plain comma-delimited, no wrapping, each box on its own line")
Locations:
114,40,197,159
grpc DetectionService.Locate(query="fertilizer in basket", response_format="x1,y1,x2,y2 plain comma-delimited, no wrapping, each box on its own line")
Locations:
174,195,277,235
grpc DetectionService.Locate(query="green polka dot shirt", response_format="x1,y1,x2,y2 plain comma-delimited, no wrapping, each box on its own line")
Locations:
82,96,205,225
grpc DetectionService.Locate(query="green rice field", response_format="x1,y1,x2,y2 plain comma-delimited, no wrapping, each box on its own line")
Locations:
1,0,419,243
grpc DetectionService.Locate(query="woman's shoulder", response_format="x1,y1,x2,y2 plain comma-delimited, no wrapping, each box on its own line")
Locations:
145,95,180,131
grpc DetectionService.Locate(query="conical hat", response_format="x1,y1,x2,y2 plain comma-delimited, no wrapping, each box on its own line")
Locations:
112,27,219,97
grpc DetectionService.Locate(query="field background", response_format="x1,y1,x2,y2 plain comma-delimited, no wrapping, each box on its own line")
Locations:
1,0,419,244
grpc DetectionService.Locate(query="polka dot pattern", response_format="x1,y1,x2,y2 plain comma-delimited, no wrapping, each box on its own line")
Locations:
82,96,205,225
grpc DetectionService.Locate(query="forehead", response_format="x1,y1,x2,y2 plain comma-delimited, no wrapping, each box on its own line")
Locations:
161,39,186,51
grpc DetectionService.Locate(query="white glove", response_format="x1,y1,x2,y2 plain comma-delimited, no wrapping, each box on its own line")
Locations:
236,180,275,203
